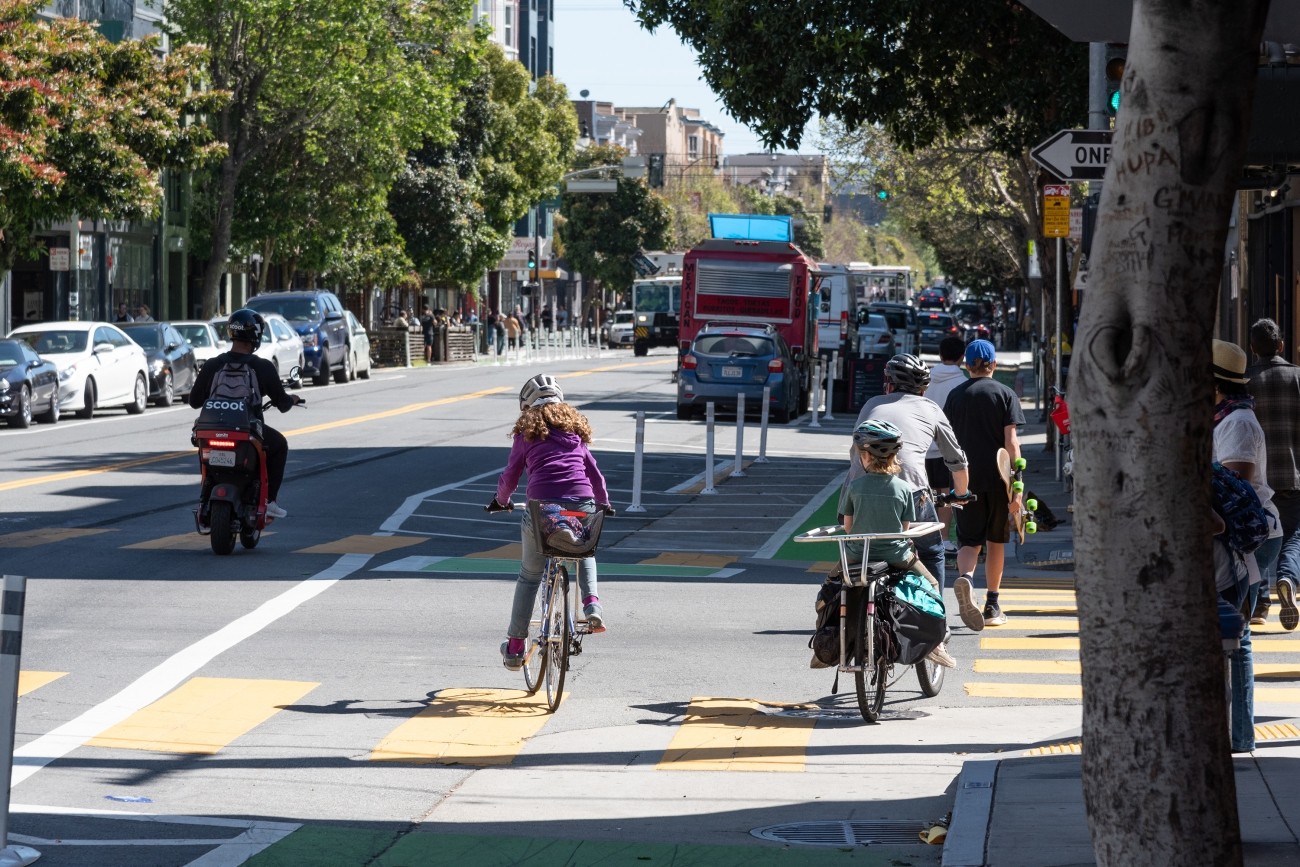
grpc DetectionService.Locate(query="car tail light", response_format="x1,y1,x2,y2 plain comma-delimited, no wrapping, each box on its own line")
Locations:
682,354,698,370
877,333,892,344
839,311,848,339
206,440,236,449
767,358,784,373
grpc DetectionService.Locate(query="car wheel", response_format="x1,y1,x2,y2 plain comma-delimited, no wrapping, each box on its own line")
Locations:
348,350,358,381
358,352,371,380
313,354,331,386
125,373,147,414
676,404,693,420
156,371,174,407
334,348,351,383
8,386,31,428
36,391,59,425
77,379,96,419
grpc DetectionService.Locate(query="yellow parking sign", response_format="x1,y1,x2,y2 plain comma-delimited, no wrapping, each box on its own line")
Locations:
1043,184,1070,238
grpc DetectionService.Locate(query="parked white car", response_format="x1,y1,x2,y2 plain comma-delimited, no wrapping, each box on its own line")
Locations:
345,311,372,380
6,321,149,418
606,310,634,349
173,320,225,371
259,312,305,382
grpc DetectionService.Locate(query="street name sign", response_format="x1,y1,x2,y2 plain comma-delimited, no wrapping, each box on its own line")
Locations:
1031,129,1113,181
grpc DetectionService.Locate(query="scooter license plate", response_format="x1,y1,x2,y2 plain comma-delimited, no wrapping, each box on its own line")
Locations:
206,449,236,467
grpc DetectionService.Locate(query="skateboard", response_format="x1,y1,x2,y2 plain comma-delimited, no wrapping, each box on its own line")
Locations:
997,447,1038,544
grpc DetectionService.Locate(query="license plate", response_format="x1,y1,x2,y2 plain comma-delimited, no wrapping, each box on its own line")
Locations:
721,366,743,378
206,449,236,467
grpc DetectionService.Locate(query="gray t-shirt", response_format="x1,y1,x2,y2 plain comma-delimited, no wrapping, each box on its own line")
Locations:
841,392,968,512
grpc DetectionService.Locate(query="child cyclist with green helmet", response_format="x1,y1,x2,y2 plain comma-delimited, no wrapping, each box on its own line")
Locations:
839,418,955,668
489,374,613,670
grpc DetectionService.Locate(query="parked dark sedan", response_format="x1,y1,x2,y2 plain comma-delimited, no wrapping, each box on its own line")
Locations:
0,338,60,427
120,322,198,407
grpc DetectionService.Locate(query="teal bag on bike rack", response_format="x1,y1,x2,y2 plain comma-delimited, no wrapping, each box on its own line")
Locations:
886,572,946,665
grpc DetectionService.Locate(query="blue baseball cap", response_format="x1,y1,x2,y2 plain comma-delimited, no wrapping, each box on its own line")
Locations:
965,339,997,365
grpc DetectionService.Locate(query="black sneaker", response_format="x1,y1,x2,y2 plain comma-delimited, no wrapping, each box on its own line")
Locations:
1251,593,1271,627
1279,579,1299,631
983,601,1007,626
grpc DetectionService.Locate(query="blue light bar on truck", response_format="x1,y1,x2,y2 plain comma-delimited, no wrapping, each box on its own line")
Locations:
708,213,794,242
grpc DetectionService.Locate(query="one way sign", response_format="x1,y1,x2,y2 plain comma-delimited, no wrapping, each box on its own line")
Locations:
1031,129,1113,182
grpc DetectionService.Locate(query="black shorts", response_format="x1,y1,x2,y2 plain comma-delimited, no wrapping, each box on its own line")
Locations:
955,484,1012,547
925,457,952,491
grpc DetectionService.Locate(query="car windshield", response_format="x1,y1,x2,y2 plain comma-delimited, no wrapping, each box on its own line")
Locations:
0,345,23,367
924,315,955,328
695,334,773,357
871,309,909,330
16,330,88,354
248,297,319,322
123,326,161,349
614,312,634,325
176,324,213,347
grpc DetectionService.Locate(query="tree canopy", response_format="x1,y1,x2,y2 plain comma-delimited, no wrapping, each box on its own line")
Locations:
627,0,1086,153
0,0,223,270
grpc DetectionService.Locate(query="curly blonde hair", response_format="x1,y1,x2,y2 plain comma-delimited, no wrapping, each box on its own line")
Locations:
510,402,593,442
860,450,902,475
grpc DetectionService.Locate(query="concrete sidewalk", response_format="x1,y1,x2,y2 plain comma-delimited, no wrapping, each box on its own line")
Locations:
943,425,1300,866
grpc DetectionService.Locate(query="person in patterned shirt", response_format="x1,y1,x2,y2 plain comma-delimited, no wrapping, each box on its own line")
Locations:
1248,318,1300,630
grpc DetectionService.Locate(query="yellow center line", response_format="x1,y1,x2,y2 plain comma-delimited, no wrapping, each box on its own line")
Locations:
0,385,510,493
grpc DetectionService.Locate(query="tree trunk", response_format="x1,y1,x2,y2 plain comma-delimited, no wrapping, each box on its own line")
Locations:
201,154,240,319
1075,2,1268,864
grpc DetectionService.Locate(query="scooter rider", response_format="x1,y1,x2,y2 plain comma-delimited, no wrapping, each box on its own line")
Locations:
188,308,302,518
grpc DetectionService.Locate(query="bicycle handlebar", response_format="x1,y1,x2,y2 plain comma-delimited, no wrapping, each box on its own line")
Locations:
934,489,977,508
484,499,616,517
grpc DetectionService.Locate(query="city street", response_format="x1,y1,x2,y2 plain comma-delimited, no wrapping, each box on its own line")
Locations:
0,348,1293,865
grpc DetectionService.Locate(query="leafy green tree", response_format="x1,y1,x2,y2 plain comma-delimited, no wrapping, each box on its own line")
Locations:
627,0,1085,152
0,0,223,272
556,143,671,292
390,44,578,287
167,0,473,316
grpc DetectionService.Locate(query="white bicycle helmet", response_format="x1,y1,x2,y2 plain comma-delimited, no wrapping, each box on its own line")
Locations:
519,373,564,409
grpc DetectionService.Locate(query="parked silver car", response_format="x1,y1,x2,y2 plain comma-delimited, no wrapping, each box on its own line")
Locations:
345,311,372,380
854,311,898,357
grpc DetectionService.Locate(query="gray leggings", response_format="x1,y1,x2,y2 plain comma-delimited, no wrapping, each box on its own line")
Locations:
507,500,598,638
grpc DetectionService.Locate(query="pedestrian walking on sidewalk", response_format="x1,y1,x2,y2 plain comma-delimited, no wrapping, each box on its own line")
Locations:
1247,318,1300,630
842,353,981,631
942,340,1025,627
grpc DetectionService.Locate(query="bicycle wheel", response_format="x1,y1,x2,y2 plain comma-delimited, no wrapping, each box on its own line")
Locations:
544,564,570,712
521,571,548,695
915,650,946,697
854,589,888,723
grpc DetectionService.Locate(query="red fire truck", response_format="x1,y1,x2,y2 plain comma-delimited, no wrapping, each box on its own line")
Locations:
678,222,820,411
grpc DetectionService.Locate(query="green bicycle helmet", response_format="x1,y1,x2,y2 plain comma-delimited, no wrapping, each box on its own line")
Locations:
853,418,904,458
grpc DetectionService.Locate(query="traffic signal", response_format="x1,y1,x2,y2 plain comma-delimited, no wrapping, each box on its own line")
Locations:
526,249,536,277
1105,44,1127,117
874,185,890,202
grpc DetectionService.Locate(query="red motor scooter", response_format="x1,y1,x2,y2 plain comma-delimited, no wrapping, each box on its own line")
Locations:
191,372,303,555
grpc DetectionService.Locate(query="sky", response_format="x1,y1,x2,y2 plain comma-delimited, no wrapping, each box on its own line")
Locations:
551,0,818,156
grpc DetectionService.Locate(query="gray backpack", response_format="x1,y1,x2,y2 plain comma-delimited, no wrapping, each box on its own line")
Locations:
207,360,261,413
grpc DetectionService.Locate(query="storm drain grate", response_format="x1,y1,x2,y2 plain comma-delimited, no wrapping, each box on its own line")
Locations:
751,820,925,846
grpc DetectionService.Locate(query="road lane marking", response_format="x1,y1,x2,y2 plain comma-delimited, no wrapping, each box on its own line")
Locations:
973,660,1082,675
1001,604,1078,614
965,683,1083,700
976,618,1079,632
0,455,191,494
370,687,553,765
658,697,816,772
284,386,509,437
294,535,426,555
0,528,111,547
19,672,66,696
371,556,736,578
1255,663,1300,677
1250,642,1300,653
10,553,370,787
87,677,317,754
124,533,231,551
1256,688,1300,702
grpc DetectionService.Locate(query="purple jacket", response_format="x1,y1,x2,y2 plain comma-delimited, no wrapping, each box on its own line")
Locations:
496,429,609,505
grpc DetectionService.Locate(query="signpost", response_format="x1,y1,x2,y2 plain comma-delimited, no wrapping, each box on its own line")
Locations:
1031,129,1113,181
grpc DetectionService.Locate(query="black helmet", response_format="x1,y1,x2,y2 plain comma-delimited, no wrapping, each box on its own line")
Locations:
227,308,265,350
885,353,930,393
519,373,563,410
853,418,904,458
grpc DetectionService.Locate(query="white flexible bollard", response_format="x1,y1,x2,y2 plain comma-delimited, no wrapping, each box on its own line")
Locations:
756,385,771,463
808,358,822,429
702,402,718,495
628,411,647,512
0,575,40,867
731,392,747,478
824,351,837,421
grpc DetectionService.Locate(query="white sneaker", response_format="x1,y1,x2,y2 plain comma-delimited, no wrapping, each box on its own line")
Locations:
927,642,957,668
954,574,985,632
265,501,287,519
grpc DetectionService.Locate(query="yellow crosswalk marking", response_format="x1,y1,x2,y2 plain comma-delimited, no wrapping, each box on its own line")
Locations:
1002,604,1078,614
965,683,1083,699
18,671,66,696
1251,642,1300,653
0,528,110,548
468,544,521,559
1025,741,1082,755
996,589,1077,598
1025,723,1300,754
87,677,317,754
974,659,1082,675
1255,663,1300,677
643,552,736,567
295,535,426,555
1256,687,1300,703
124,533,224,550
370,687,552,765
658,697,816,772
981,618,1079,632
981,637,1080,651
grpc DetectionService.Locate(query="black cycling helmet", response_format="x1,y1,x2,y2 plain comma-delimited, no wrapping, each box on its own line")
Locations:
853,418,904,458
885,353,930,393
227,308,265,350
519,373,563,410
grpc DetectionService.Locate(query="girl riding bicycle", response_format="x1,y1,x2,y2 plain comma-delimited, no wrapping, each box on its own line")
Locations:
840,419,955,668
490,374,611,671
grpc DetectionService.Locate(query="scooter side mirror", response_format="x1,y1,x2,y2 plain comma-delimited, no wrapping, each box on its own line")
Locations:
288,365,303,388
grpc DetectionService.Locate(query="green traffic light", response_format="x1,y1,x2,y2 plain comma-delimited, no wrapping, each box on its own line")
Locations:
876,188,889,201
1109,89,1121,114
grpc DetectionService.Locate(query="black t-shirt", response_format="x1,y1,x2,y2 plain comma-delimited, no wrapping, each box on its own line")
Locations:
188,350,294,422
420,314,434,338
943,376,1025,491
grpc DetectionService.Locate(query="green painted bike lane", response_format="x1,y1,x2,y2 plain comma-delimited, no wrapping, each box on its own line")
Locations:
247,826,912,866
